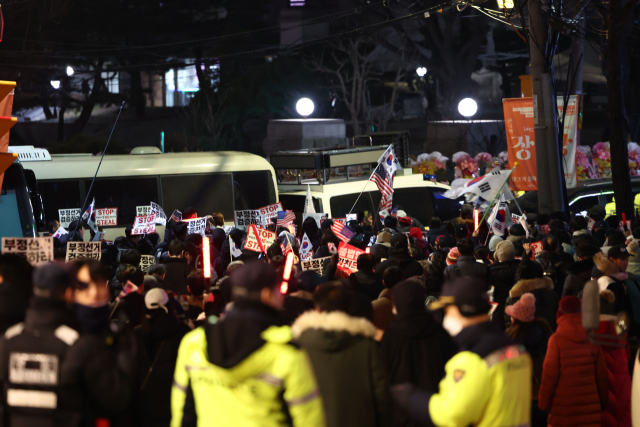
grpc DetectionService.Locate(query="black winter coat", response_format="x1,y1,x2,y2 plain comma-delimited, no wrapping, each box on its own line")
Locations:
535,251,568,296
505,277,559,330
377,252,423,279
444,256,494,288
489,259,521,329
562,258,594,297
348,271,384,301
134,312,190,427
162,258,193,295
371,244,390,265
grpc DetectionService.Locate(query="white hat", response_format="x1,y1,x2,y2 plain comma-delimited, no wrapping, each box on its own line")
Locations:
145,288,169,313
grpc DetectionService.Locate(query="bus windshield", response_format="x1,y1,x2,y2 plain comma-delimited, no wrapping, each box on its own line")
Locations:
0,163,37,238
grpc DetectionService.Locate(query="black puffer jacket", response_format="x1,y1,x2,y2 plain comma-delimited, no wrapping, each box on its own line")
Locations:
489,259,521,329
562,258,595,297
444,256,494,288
505,277,559,330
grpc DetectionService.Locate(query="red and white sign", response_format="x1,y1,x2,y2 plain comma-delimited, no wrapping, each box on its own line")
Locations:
538,224,550,235
245,224,277,253
620,220,632,232
132,213,157,235
95,208,118,226
333,218,347,225
337,242,364,275
588,217,596,231
530,241,543,256
257,202,283,219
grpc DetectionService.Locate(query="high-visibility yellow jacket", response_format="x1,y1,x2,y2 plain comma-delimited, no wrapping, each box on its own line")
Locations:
429,344,532,427
171,325,325,427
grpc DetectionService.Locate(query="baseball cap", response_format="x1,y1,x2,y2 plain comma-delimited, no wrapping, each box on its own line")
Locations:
375,231,392,247
390,233,409,249
231,261,277,300
398,216,412,227
145,288,169,313
33,263,71,298
608,244,631,260
429,278,491,317
575,243,601,259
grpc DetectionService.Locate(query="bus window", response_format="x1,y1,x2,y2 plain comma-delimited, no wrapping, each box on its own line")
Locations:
38,180,82,227
233,171,277,210
279,195,321,213
161,174,233,219
393,188,435,226
330,191,382,219
86,177,159,225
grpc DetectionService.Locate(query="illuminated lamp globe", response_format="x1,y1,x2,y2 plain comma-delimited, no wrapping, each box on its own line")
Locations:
66,66,74,76
50,80,61,89
416,67,427,77
296,98,314,117
458,98,478,117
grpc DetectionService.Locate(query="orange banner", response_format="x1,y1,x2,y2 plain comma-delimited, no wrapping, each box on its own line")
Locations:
504,98,536,191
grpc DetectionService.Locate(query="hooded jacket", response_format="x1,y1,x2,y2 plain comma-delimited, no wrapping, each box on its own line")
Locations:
489,259,521,329
593,253,640,329
171,302,324,427
596,317,631,427
538,312,608,427
506,277,559,330
135,311,190,427
380,282,456,427
292,310,391,427
562,258,595,297
348,271,384,302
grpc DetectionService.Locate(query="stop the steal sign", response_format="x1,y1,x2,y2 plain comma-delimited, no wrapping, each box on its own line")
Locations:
95,208,118,226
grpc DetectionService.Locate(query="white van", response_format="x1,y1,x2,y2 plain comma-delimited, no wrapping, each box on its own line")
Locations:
271,146,461,226
23,147,278,240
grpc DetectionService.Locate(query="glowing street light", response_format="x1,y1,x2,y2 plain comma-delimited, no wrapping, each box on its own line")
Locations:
50,80,61,89
458,98,478,117
416,67,427,77
66,66,74,76
296,98,314,117
497,0,514,8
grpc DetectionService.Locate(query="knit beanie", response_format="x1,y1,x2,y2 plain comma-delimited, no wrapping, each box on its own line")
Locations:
488,235,503,252
558,295,581,318
446,247,460,265
505,293,536,322
495,240,516,262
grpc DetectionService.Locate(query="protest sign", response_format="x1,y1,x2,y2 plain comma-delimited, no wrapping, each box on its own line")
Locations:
588,217,596,231
95,208,118,226
303,213,328,228
301,256,331,274
139,255,156,272
52,226,68,239
538,224,550,235
92,231,105,241
150,202,167,226
59,208,81,229
2,237,53,266
245,225,277,253
65,242,101,261
171,210,182,222
620,220,633,233
132,213,157,235
530,241,543,257
333,218,347,225
300,233,313,260
234,210,262,229
257,202,283,220
337,242,364,275
223,225,235,235
136,206,151,216
185,217,206,236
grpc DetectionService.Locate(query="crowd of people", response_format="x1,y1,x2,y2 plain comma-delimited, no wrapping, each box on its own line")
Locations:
0,201,637,427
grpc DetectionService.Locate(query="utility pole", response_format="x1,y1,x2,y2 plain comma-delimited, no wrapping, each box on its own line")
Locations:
570,14,585,146
528,0,567,215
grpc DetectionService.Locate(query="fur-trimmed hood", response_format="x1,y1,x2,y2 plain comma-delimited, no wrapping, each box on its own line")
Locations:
291,310,377,340
509,277,554,298
592,252,629,281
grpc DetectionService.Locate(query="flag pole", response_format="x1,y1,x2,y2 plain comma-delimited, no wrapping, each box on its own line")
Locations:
348,144,393,215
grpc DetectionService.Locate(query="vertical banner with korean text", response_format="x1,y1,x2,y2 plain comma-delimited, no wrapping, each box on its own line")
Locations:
503,96,579,191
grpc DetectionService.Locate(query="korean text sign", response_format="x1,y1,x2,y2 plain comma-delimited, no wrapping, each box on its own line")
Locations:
132,213,157,235
301,256,331,274
2,237,53,266
139,255,156,272
66,242,101,261
337,242,364,275
58,209,81,229
185,217,206,237
95,208,118,226
234,210,262,229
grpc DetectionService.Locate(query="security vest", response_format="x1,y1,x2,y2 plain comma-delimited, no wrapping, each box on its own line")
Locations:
1,322,81,427
429,344,532,427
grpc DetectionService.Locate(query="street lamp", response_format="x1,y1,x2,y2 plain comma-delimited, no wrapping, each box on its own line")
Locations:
66,66,74,76
458,98,478,117
296,98,314,118
497,0,514,8
50,80,61,89
416,67,427,77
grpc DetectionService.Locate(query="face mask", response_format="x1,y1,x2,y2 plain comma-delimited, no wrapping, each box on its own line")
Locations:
442,314,464,337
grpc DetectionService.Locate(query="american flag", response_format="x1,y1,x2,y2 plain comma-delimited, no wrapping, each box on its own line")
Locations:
371,164,394,197
390,207,398,218
277,210,296,226
331,221,355,243
280,237,293,256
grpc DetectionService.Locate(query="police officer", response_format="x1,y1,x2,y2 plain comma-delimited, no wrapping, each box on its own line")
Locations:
393,277,533,427
0,262,134,426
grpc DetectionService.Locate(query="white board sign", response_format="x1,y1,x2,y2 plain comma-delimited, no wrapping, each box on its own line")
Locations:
2,237,53,266
150,202,167,226
132,213,157,235
301,256,331,274
136,206,151,216
95,208,118,227
58,208,81,229
185,217,206,237
65,241,101,261
139,254,156,272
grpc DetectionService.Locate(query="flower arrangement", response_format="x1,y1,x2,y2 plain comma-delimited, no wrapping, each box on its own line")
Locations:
498,151,509,169
592,142,611,178
629,142,640,176
452,151,479,179
410,152,449,178
575,145,597,180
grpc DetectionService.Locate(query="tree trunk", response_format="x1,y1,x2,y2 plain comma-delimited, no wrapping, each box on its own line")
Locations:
129,69,146,118
194,46,210,91
607,0,633,218
68,72,104,138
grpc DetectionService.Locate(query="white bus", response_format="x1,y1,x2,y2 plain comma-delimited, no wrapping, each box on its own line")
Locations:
23,147,278,240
